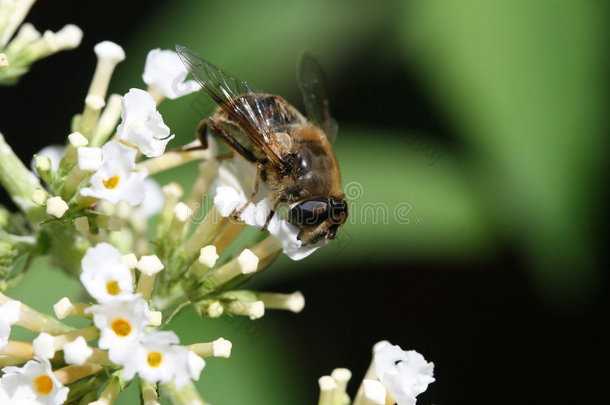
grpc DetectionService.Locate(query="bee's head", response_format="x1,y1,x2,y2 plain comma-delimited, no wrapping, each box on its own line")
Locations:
288,196,348,245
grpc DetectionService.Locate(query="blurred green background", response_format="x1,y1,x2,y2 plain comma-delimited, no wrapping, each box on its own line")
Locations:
2,0,607,403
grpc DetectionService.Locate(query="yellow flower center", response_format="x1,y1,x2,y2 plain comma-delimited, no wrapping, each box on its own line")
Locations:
147,351,163,368
102,175,120,189
111,318,132,337
34,375,53,395
106,280,121,295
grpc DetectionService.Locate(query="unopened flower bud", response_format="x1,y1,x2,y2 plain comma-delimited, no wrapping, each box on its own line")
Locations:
33,332,56,359
259,291,305,313
137,255,164,276
46,196,69,218
362,379,386,405
198,245,219,268
54,24,83,50
68,131,88,148
73,216,89,233
31,189,48,205
237,249,258,274
121,253,138,269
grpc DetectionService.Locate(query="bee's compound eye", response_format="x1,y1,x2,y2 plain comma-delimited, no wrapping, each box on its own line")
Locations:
289,199,330,227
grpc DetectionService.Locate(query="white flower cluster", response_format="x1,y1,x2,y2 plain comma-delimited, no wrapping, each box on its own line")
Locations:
0,21,370,404
0,0,83,84
0,299,70,404
81,243,205,386
317,341,435,405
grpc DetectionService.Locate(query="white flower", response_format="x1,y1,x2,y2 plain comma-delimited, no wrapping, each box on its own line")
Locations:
62,337,92,366
374,343,435,405
213,186,248,218
80,243,136,303
213,156,327,260
116,88,174,157
142,49,199,99
80,141,148,206
267,214,328,261
140,178,164,217
0,300,21,350
33,145,65,172
122,331,198,386
0,383,8,403
1,357,69,405
187,350,206,380
86,298,150,364
77,147,103,171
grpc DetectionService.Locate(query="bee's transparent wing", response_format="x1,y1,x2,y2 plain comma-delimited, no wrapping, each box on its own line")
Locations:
297,51,338,143
176,45,285,167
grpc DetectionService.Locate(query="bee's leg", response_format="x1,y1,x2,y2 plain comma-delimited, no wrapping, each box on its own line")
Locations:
204,119,259,163
171,119,258,162
195,119,210,149
168,119,210,152
260,208,275,231
233,162,264,220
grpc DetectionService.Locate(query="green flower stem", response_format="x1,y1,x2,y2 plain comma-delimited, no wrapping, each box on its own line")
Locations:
0,132,44,220
43,221,90,276
89,94,122,148
0,231,37,289
0,340,33,358
160,381,208,405
0,292,74,334
33,154,54,186
0,355,26,367
185,160,219,208
94,370,125,405
182,206,228,264
54,363,104,386
192,236,281,300
136,150,208,176
0,204,9,227
137,273,157,300
140,380,160,405
55,326,100,346
62,166,88,200
65,375,107,404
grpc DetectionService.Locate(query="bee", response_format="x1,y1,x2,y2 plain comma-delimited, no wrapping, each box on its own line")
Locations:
176,45,348,245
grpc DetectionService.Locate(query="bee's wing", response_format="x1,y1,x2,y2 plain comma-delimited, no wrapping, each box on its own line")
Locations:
176,45,285,168
297,51,338,143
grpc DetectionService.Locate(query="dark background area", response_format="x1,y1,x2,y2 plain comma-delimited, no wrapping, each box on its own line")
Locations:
1,1,608,404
